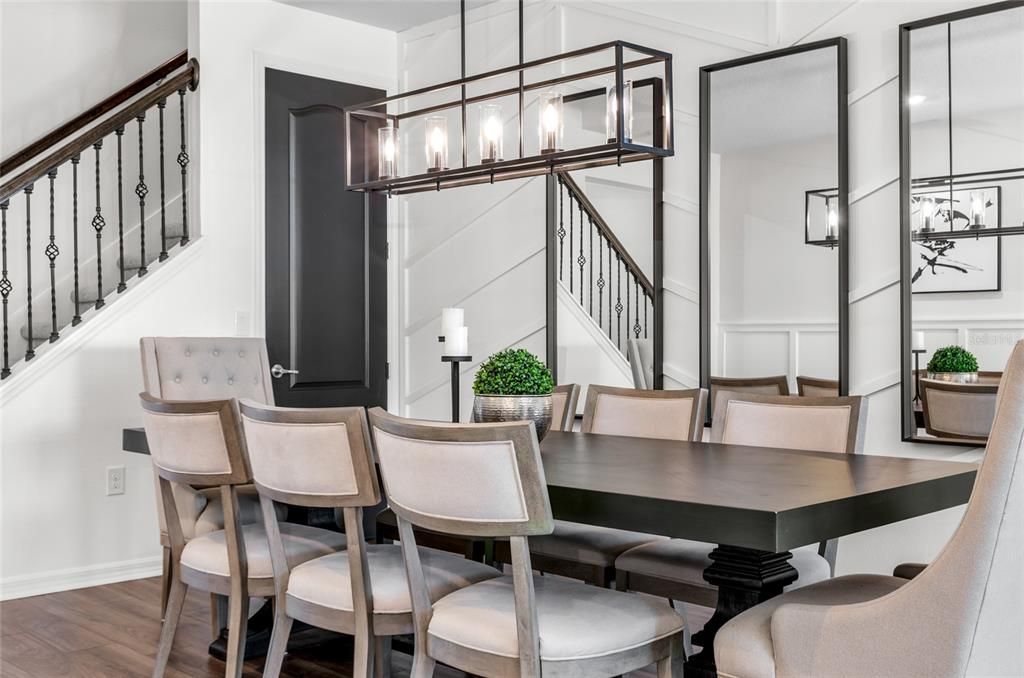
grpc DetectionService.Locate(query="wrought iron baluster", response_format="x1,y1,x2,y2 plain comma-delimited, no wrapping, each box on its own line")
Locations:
24,185,34,360
136,113,149,276
92,141,106,309
568,193,574,294
644,291,648,339
177,88,190,245
607,240,613,340
71,155,81,326
46,169,59,342
615,252,623,350
158,99,168,261
116,125,126,292
596,230,604,327
577,202,584,306
588,217,594,317
633,279,641,339
1,201,10,378
625,263,630,346
557,179,565,280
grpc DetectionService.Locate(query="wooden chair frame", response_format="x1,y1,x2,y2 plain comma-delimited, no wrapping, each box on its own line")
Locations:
920,378,1000,442
367,407,682,678
709,375,790,418
551,383,582,431
143,393,259,678
796,376,839,397
239,401,393,678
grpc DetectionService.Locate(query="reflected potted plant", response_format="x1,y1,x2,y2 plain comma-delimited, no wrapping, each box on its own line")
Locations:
472,348,554,440
927,345,979,384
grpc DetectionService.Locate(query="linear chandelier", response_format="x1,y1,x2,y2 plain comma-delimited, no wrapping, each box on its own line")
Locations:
343,1,674,195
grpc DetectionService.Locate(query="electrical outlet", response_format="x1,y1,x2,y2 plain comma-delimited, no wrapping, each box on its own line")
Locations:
106,465,125,496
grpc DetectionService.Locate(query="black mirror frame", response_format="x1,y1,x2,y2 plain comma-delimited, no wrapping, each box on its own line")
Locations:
898,1,1024,447
698,37,850,413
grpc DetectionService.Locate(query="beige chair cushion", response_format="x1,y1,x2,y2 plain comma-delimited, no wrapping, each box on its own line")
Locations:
157,481,282,542
287,544,500,616
428,574,684,661
719,400,852,454
589,394,695,441
528,520,666,567
141,337,274,403
715,574,906,678
180,522,345,579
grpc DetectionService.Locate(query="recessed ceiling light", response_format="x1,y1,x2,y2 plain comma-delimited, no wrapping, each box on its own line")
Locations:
908,94,927,106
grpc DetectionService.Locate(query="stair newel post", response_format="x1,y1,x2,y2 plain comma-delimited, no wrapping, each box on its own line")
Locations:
71,154,82,326
46,169,60,342
115,125,126,293
157,99,168,261
23,184,34,360
92,141,106,310
177,88,190,245
135,113,149,276
1,200,11,378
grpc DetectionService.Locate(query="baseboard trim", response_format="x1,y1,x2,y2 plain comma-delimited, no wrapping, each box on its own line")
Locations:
0,554,163,601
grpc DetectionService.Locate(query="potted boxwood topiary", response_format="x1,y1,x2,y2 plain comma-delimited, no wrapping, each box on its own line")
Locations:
927,345,979,383
472,348,555,440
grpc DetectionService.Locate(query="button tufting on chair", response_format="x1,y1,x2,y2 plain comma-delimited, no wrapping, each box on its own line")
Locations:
202,377,209,384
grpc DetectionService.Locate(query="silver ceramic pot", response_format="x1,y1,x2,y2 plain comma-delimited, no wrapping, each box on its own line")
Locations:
472,394,553,441
927,371,979,384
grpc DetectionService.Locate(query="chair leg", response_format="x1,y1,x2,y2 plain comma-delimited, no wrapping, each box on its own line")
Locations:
374,636,392,678
353,626,372,678
262,598,294,678
657,633,684,677
224,586,250,678
410,653,435,678
152,578,188,677
668,599,693,658
210,593,227,641
159,547,172,619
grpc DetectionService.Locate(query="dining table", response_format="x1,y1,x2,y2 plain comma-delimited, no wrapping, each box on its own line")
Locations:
123,426,977,678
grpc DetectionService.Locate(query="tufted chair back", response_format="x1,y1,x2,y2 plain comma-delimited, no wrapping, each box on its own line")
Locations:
139,337,274,404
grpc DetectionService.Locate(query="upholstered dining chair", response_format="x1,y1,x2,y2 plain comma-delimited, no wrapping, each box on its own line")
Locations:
708,375,789,418
142,394,346,678
796,375,839,397
368,408,686,678
239,401,500,678
921,377,999,441
518,385,708,588
714,341,1024,678
550,383,581,431
628,338,655,389
615,392,865,614
140,336,283,620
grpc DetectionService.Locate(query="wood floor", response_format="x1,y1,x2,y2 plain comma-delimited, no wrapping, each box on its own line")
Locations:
0,577,673,677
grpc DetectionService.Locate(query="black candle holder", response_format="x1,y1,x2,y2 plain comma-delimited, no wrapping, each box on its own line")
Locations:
441,355,473,423
912,349,926,403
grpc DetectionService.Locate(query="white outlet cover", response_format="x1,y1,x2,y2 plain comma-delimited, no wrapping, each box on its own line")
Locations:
106,465,126,496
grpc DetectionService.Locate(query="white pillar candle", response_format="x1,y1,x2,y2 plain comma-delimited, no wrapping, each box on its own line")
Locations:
913,331,925,351
445,326,469,356
441,308,464,340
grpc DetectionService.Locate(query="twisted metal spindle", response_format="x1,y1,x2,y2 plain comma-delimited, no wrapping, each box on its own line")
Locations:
136,114,149,276
157,99,168,261
1,201,10,378
24,185,34,360
92,141,106,309
71,155,82,326
177,88,190,245
46,170,60,342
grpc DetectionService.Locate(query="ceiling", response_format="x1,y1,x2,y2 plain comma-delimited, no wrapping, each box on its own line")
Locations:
274,0,495,33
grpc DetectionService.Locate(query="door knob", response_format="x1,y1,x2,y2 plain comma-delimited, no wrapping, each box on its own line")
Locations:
271,364,299,379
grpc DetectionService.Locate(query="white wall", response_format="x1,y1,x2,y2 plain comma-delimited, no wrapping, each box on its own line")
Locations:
395,0,994,578
0,0,396,599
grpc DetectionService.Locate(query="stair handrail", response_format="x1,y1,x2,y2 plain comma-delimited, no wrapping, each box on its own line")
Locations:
0,55,198,205
557,171,654,297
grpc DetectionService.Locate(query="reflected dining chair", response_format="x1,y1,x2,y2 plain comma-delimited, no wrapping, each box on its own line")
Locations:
714,341,1024,678
628,338,655,389
143,394,346,678
796,375,839,397
708,375,789,418
239,402,500,678
519,385,708,587
140,336,284,620
615,392,865,614
368,408,686,678
550,383,581,431
920,377,999,442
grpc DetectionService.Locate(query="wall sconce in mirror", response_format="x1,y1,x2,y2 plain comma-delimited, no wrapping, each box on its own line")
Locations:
805,187,840,248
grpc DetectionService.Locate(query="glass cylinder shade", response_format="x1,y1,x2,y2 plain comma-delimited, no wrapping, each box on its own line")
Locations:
969,190,986,229
424,116,448,172
606,80,633,143
826,203,838,240
378,125,398,180
919,197,937,233
539,91,563,154
479,104,504,163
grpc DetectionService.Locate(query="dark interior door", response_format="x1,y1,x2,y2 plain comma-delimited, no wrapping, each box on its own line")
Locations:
265,68,387,408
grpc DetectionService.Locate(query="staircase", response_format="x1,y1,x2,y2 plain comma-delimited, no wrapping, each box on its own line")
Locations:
0,52,198,380
554,171,655,363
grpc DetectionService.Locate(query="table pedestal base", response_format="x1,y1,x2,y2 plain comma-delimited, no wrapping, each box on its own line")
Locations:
683,545,798,678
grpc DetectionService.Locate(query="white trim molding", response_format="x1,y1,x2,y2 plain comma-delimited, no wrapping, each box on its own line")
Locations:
0,555,164,602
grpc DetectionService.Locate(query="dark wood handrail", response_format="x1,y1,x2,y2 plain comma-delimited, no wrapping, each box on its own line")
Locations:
1,51,189,178
558,171,655,297
0,59,197,205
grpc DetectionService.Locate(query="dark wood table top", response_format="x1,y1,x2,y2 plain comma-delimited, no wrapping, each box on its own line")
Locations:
123,426,977,553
